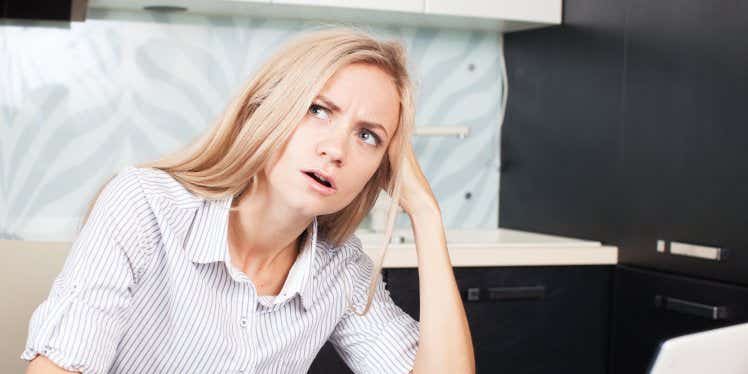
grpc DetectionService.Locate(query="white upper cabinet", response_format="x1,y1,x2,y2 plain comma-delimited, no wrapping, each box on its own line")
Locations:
425,0,561,24
90,0,562,32
272,0,424,13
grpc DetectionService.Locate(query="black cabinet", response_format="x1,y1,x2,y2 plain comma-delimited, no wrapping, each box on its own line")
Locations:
500,0,627,245
308,340,350,373
502,0,748,285
615,0,748,287
1,0,87,21
609,265,748,374
498,0,748,372
311,265,613,373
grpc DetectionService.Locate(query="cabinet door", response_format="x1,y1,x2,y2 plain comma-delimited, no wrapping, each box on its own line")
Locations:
308,341,351,374
610,265,748,374
387,266,612,374
618,0,748,286
424,0,561,23
4,0,78,21
272,0,424,13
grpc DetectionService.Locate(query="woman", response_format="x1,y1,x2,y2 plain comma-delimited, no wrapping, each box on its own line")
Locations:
22,27,475,374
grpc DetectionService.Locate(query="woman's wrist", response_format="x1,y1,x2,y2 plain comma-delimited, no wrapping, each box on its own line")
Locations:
405,198,442,223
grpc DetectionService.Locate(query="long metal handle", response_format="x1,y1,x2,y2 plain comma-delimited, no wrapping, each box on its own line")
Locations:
654,295,730,321
488,285,546,301
463,285,546,302
656,240,728,262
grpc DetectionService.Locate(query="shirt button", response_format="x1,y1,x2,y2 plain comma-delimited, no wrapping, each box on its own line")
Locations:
239,317,248,328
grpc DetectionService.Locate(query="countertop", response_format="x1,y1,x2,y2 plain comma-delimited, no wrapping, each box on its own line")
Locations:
355,228,618,268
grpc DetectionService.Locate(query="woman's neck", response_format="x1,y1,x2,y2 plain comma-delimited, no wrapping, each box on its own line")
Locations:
227,182,311,279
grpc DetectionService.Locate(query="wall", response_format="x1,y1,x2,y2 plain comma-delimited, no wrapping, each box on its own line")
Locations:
1,9,505,240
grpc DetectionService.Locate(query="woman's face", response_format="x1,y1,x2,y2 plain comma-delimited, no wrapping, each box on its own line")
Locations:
263,62,401,216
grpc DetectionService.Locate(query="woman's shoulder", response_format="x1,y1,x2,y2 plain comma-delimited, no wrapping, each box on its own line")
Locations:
119,166,204,209
319,233,373,270
331,233,364,255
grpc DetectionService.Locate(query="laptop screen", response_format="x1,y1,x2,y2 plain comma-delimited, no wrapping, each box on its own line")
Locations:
647,322,748,374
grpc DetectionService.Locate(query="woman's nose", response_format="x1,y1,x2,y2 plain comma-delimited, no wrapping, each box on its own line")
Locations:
317,125,347,166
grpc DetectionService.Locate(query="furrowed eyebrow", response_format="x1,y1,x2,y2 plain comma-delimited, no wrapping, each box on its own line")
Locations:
315,94,390,138
316,95,341,113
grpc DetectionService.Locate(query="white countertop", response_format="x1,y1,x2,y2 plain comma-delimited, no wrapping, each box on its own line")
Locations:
0,228,618,269
355,228,618,268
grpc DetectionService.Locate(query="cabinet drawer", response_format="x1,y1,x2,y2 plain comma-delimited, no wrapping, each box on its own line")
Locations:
610,265,748,374
620,235,748,287
387,266,612,374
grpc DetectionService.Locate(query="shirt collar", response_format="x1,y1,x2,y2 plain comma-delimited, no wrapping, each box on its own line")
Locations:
181,193,318,311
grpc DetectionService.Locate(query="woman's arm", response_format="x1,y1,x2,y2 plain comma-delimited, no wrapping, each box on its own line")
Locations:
407,203,475,374
26,355,80,374
392,142,475,374
21,167,149,373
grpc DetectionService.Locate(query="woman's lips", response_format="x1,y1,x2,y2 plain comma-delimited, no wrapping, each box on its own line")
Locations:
302,171,337,196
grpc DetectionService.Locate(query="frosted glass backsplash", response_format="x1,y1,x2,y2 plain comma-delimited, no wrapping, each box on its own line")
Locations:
0,9,503,241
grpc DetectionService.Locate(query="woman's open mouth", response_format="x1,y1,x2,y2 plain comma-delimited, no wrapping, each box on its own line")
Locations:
302,171,337,196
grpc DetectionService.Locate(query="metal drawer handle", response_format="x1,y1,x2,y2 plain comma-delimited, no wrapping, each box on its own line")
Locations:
656,240,728,262
654,295,731,321
489,285,546,301
463,285,546,302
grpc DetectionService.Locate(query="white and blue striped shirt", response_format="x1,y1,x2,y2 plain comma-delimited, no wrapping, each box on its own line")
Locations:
20,166,420,374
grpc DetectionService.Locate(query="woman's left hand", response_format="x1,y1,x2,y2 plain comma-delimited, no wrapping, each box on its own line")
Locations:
388,139,440,218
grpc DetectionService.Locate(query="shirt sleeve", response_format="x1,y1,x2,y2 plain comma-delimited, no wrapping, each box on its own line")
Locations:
19,166,156,374
328,235,420,374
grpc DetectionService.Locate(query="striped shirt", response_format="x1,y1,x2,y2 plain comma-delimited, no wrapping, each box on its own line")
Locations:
20,166,420,374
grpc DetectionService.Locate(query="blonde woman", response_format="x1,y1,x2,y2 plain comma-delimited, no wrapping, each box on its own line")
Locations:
22,27,475,374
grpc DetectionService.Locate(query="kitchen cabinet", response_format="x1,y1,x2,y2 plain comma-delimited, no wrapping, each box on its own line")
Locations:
425,0,561,24
622,235,748,289
272,0,424,13
2,0,87,21
89,0,561,32
310,265,612,373
615,0,748,287
272,0,563,22
308,341,348,373
609,265,748,374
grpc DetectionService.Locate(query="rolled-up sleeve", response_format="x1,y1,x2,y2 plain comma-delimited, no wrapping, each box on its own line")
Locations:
328,235,420,374
20,166,154,374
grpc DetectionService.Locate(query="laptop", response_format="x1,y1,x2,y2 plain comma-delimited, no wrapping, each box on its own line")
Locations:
647,322,748,374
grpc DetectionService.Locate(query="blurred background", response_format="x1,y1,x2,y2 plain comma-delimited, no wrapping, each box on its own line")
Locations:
1,6,505,241
3,1,748,374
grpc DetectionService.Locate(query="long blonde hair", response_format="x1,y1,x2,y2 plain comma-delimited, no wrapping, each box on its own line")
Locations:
81,26,415,316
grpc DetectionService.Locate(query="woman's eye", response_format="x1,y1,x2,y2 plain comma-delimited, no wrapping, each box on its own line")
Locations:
309,104,329,120
359,129,381,146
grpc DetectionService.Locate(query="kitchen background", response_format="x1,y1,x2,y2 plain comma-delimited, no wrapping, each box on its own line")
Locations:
1,8,503,241
499,0,748,373
3,0,748,373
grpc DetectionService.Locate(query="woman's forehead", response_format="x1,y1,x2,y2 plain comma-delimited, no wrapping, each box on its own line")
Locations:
317,64,400,136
